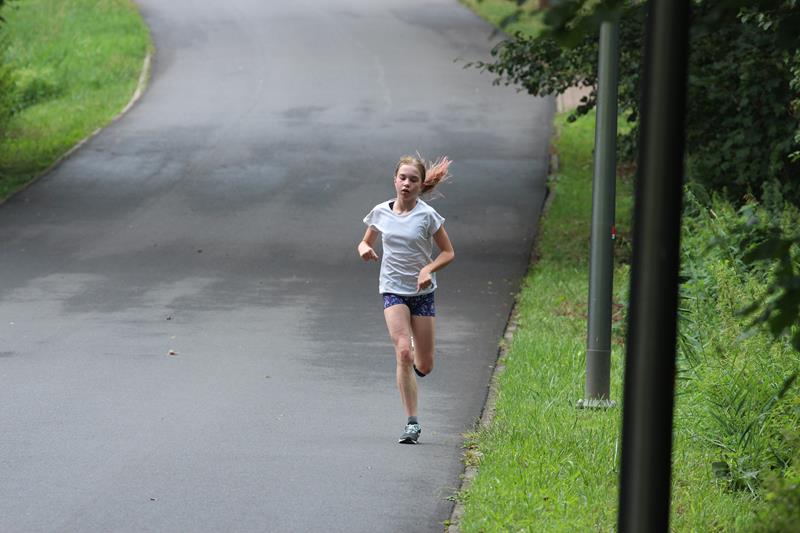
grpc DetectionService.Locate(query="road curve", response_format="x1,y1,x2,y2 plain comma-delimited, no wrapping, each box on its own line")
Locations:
0,1,553,531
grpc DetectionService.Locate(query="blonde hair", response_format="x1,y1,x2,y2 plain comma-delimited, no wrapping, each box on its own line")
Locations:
394,154,452,195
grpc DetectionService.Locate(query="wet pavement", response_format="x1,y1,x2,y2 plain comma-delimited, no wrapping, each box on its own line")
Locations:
0,1,553,531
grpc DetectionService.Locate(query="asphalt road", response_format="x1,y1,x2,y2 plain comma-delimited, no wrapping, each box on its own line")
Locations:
0,1,553,531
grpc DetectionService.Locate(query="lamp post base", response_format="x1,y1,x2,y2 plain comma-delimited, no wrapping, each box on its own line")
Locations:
577,398,617,409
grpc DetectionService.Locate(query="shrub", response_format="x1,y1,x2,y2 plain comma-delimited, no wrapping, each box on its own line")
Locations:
752,430,800,532
0,2,16,143
0,48,15,139
470,0,800,204
677,190,800,505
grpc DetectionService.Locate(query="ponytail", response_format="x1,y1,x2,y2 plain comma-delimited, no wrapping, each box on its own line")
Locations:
395,154,453,196
421,155,452,194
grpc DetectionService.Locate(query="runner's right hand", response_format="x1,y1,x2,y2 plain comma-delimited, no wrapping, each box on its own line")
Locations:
359,244,379,262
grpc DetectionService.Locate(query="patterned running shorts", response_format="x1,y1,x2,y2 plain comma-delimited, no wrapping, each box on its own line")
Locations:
382,292,436,317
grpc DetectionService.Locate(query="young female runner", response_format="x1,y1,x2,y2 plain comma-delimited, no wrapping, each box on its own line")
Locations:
357,155,455,444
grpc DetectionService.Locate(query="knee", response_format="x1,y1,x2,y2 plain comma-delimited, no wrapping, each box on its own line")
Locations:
396,345,413,367
415,360,434,375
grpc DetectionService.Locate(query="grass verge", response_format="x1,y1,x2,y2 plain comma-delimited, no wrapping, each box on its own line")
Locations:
0,0,150,201
456,112,799,532
456,3,799,531
458,0,543,38
456,113,631,532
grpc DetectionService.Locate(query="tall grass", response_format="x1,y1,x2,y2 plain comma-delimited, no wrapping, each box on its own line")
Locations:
0,0,150,200
670,194,800,531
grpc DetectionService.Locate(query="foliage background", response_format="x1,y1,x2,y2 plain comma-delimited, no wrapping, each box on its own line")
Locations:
457,1,800,531
470,0,800,205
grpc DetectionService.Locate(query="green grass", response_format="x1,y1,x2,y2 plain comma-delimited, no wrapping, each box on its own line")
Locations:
667,197,800,531
457,113,631,532
0,0,150,201
455,115,798,532
458,0,544,37
456,2,800,530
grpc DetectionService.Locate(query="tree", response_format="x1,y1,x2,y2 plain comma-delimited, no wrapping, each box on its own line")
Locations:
471,0,800,204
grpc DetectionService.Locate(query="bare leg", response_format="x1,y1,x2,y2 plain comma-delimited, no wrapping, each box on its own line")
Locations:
384,304,417,417
411,315,435,375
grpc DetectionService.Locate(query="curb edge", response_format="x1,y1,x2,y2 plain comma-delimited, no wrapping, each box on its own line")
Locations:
0,50,152,206
445,141,560,533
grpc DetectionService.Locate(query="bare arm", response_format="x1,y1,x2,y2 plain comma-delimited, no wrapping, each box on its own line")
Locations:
357,227,380,261
417,226,455,291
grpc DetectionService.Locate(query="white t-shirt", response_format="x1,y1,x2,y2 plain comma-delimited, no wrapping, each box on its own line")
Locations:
363,199,445,296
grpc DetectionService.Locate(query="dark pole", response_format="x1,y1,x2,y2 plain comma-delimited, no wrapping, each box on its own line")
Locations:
618,1,689,532
581,18,619,409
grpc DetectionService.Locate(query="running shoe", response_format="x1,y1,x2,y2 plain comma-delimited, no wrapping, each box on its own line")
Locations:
398,423,421,444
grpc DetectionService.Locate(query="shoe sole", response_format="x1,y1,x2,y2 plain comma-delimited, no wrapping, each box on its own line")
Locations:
398,437,419,444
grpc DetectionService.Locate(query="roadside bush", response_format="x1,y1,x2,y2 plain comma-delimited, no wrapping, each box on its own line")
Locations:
0,2,16,143
686,3,800,202
752,431,800,532
676,190,800,518
470,0,800,205
0,46,15,141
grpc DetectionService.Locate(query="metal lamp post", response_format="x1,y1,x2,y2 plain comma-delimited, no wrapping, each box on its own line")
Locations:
579,17,620,409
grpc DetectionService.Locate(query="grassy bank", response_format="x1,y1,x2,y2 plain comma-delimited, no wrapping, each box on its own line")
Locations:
456,113,631,532
456,3,799,531
0,0,150,201
458,0,543,37
457,111,799,532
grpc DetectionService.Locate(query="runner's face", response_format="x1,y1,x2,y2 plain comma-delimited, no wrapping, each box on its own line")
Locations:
394,164,422,200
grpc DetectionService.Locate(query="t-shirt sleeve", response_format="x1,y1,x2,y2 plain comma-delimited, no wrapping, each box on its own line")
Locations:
363,209,374,227
363,206,383,232
429,210,445,236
